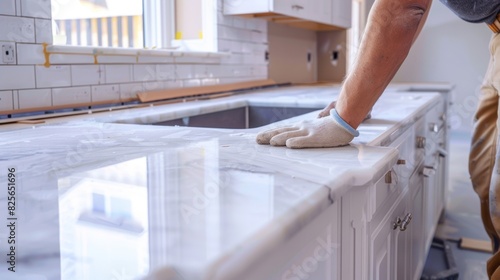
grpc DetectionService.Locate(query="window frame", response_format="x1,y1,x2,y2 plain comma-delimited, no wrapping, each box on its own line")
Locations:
51,0,218,53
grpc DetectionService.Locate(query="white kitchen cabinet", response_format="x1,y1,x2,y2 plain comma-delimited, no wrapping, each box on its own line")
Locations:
224,0,351,30
331,0,351,28
240,202,341,280
342,94,448,280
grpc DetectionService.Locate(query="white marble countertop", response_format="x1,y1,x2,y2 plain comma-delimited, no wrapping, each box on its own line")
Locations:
0,84,444,280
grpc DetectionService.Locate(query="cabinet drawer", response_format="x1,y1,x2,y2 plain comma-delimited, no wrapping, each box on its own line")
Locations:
369,118,425,219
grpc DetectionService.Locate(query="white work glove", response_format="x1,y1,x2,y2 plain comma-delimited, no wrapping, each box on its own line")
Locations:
256,109,359,149
318,101,372,120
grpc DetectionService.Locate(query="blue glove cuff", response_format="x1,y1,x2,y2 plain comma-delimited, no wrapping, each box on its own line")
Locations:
330,109,360,137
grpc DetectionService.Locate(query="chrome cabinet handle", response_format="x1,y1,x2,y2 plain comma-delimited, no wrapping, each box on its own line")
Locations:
429,123,439,133
393,214,412,231
292,4,304,10
416,136,426,149
440,113,446,122
400,213,412,231
422,166,436,177
393,217,402,230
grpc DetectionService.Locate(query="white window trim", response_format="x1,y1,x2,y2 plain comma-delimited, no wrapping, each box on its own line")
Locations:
50,0,220,58
170,0,218,52
144,0,218,52
143,0,176,49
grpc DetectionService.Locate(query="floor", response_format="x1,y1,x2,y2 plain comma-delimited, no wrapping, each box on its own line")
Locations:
421,130,491,279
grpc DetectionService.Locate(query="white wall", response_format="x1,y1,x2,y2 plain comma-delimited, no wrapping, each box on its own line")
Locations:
0,0,268,117
392,1,491,132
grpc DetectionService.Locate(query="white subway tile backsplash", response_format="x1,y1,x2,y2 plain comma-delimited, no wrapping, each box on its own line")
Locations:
143,80,167,92
71,65,105,86
0,65,35,90
221,53,244,65
21,0,51,19
35,65,71,88
12,90,18,109
35,18,52,43
92,84,120,103
0,15,35,42
156,65,174,81
194,65,208,79
250,31,266,43
173,56,220,64
183,79,201,88
52,86,91,107
0,91,14,111
137,56,174,64
17,43,44,64
133,64,156,82
50,54,94,64
119,83,143,102
15,0,21,16
175,65,194,79
217,13,233,27
232,17,247,29
0,1,16,16
201,78,219,86
105,65,133,84
143,80,183,92
1,7,269,114
218,39,232,52
98,55,136,64
18,88,51,109
231,41,244,53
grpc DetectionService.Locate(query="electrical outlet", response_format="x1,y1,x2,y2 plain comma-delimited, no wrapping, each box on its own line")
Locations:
2,43,16,64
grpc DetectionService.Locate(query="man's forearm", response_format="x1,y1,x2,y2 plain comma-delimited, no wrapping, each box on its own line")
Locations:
335,0,432,128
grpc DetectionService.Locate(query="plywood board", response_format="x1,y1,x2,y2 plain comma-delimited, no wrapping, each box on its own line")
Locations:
137,79,277,103
459,237,493,253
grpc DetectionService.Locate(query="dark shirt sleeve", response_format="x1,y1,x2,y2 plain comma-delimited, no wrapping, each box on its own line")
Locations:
440,0,500,24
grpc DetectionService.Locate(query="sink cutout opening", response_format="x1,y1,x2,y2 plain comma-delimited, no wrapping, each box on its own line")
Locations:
150,106,322,129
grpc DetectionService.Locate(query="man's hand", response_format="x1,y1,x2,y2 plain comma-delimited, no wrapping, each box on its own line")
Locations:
256,110,358,149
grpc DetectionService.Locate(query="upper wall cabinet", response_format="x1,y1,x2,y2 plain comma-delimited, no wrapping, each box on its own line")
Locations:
223,0,352,30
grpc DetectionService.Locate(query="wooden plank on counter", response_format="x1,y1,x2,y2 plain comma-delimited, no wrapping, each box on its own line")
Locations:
137,79,277,103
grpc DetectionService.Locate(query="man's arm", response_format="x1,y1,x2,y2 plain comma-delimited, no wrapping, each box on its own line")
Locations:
320,0,433,128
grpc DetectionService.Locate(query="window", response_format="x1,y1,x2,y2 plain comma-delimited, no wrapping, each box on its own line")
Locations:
51,0,217,52
347,0,365,71
51,0,144,48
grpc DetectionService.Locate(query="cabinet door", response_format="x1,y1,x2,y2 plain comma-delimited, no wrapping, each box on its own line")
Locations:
392,191,410,280
312,0,332,24
223,0,270,14
332,0,352,28
409,175,425,280
273,0,315,21
370,218,393,280
370,191,410,280
240,203,341,280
